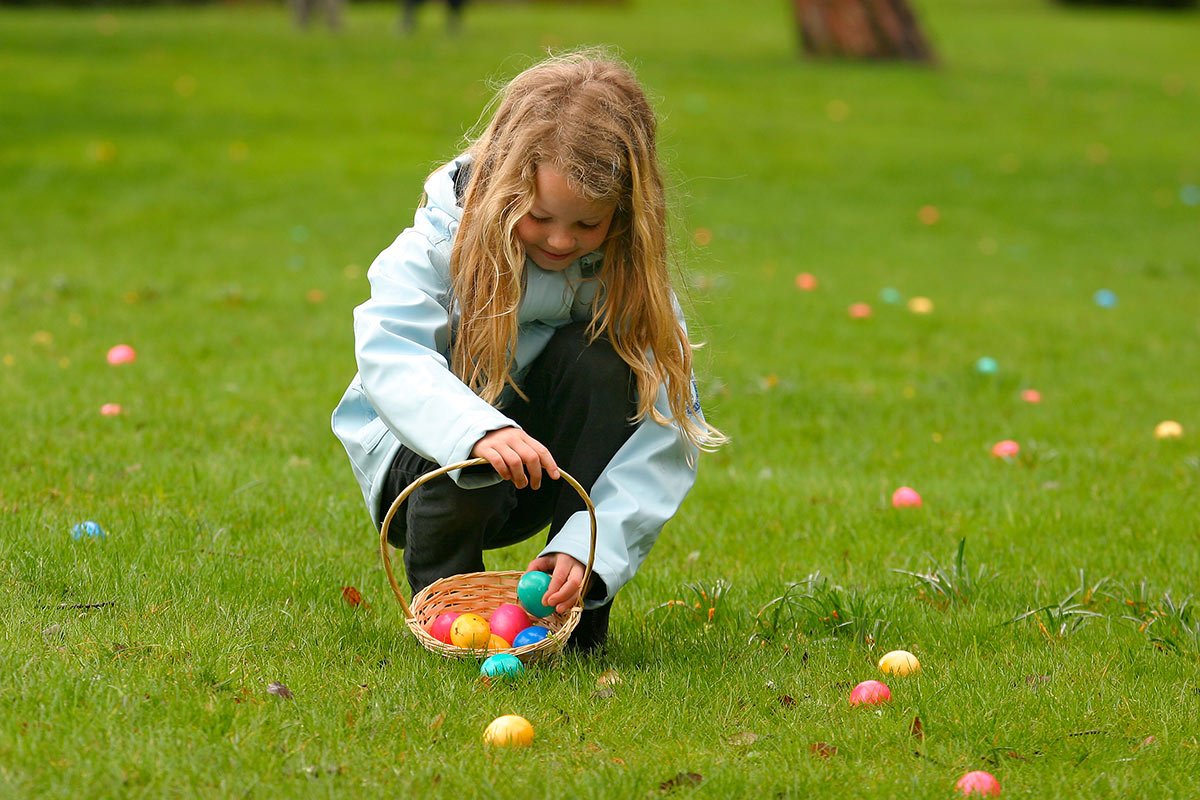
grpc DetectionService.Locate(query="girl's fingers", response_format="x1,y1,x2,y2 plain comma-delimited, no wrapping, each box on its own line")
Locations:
499,447,527,489
531,440,560,481
514,443,542,490
482,447,510,482
545,561,583,612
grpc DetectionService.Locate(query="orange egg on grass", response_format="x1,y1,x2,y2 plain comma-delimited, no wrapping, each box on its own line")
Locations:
487,634,511,651
450,614,490,649
484,715,534,747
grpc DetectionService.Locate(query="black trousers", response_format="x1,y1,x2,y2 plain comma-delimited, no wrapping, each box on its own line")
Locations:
378,321,638,651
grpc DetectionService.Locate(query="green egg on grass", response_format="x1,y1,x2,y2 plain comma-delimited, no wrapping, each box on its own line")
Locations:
481,653,524,681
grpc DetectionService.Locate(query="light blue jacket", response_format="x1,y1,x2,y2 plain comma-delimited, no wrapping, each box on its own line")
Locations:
331,156,702,607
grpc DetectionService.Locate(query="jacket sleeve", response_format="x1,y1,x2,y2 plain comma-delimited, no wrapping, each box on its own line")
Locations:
538,299,704,608
354,205,517,485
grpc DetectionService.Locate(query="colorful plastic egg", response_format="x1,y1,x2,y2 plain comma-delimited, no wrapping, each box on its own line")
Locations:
879,287,902,304
106,344,136,365
70,521,105,540
1093,288,1118,308
517,571,555,618
794,273,818,291
907,296,934,314
991,440,1019,458
1021,389,1041,404
429,612,460,644
511,625,551,648
975,357,998,375
490,603,532,645
449,613,490,649
847,302,872,319
878,650,920,676
483,714,533,747
481,653,524,680
956,770,1001,797
849,680,891,706
1155,420,1183,440
891,487,922,508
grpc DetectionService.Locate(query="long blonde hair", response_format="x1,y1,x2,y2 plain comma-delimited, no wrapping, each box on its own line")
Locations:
449,50,726,452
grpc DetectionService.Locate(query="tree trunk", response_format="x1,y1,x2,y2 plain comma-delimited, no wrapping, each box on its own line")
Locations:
792,0,936,62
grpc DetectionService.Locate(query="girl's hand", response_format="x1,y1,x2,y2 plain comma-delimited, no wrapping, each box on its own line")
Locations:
472,427,560,490
527,552,586,614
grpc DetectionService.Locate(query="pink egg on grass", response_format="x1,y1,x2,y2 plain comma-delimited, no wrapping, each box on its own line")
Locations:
794,273,818,291
849,680,891,706
956,771,1001,797
489,603,532,646
848,302,872,319
106,344,136,365
991,440,1019,458
429,612,461,644
1021,389,1041,404
891,487,922,508
100,403,122,416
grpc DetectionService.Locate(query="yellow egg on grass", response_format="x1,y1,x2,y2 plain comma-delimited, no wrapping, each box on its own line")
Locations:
878,650,921,676
1155,420,1183,440
449,614,490,649
483,715,534,747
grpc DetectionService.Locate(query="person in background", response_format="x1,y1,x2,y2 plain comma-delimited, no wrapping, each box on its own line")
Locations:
399,0,467,34
291,0,343,31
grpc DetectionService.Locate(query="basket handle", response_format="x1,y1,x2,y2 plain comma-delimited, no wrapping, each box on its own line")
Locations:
379,457,598,621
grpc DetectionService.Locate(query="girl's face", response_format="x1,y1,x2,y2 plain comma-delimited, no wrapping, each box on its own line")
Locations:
515,165,616,272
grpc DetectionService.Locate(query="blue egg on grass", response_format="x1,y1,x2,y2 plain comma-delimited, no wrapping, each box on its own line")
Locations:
1093,289,1118,308
481,653,525,680
71,521,104,540
879,287,902,305
511,626,551,648
974,357,999,375
517,571,555,618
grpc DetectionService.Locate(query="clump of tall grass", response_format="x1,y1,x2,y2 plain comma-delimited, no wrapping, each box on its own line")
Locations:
1116,582,1200,659
649,579,733,625
1006,570,1110,639
753,572,891,647
895,538,995,608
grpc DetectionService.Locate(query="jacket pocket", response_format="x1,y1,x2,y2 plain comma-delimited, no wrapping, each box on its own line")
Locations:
360,416,389,453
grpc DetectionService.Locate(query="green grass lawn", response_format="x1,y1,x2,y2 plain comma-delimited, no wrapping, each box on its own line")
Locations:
3,0,1200,795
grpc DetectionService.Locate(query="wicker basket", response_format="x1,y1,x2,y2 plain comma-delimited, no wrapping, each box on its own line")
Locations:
379,457,597,662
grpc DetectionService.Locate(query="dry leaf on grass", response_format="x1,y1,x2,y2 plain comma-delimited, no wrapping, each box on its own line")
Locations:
726,731,759,746
267,682,293,700
809,742,838,759
910,716,924,740
779,694,797,707
596,669,621,687
429,711,446,730
342,586,369,609
659,772,702,792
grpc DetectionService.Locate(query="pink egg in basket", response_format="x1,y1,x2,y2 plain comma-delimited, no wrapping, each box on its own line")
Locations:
429,612,461,645
489,603,532,647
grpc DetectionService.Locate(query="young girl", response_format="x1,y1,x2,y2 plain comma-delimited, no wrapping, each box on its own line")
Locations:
332,50,725,652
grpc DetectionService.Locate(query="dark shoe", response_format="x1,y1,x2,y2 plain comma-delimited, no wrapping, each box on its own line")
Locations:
567,599,612,654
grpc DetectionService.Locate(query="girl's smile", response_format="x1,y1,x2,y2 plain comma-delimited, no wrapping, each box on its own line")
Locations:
516,166,616,271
